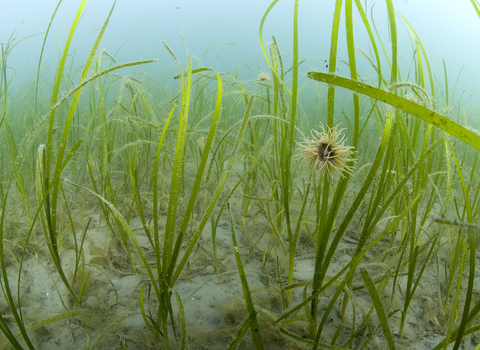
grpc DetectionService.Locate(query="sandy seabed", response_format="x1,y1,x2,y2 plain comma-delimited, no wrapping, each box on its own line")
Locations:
1,195,479,350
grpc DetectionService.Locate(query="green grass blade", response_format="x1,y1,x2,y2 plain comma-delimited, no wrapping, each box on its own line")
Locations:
445,136,476,350
361,268,396,350
259,0,289,93
228,317,252,350
173,290,187,350
163,43,192,271
36,144,76,300
64,179,161,301
49,2,118,258
471,0,480,16
354,0,382,87
307,72,480,150
168,69,223,281
46,0,87,178
276,192,421,326
139,283,160,338
171,94,255,285
385,0,397,84
345,0,360,146
90,313,135,349
34,0,63,111
229,204,264,349
0,183,35,349
152,101,177,276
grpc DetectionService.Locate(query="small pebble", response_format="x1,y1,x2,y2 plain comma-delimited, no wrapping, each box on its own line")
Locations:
86,296,100,309
206,265,215,274
112,279,122,291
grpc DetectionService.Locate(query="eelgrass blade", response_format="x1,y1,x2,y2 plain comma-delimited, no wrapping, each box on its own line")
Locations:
443,240,467,350
152,101,177,282
396,13,436,105
354,0,382,87
44,0,86,198
167,69,223,281
36,144,77,300
50,0,117,237
171,95,255,285
0,182,35,349
90,313,135,349
139,283,160,338
16,309,92,336
281,0,299,303
162,40,192,272
1,41,31,222
307,72,480,151
259,0,290,93
313,111,394,341
34,0,63,111
64,179,161,302
276,192,421,326
385,0,398,85
229,203,264,349
444,136,476,350
173,290,187,350
345,0,360,146
361,268,396,350
228,317,252,350
471,0,480,17
311,0,343,333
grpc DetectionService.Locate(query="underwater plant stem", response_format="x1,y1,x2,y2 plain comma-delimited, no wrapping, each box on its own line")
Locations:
153,102,177,279
285,0,300,304
310,1,343,334
345,0,360,147
445,137,476,350
229,204,265,349
35,0,63,112
170,95,254,286
163,40,192,273
385,0,398,84
0,183,35,349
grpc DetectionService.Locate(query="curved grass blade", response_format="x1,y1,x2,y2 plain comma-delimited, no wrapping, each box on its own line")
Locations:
162,40,192,272
276,192,421,326
34,0,63,111
0,182,35,349
361,268,396,350
385,0,397,84
259,0,289,93
17,309,91,337
173,290,187,350
229,203,264,349
444,136,476,350
171,94,255,285
90,313,135,349
306,72,480,150
64,179,161,302
471,0,480,16
152,101,177,270
167,69,224,282
353,0,382,87
228,317,252,350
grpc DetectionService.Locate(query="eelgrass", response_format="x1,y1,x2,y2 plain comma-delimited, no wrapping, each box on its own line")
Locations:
1,0,480,348
229,203,264,349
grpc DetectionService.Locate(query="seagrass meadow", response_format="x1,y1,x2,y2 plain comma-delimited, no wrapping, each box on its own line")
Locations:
2,0,480,349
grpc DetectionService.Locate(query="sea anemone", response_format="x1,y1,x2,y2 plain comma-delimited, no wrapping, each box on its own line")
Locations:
258,72,271,81
197,135,207,151
296,123,355,177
